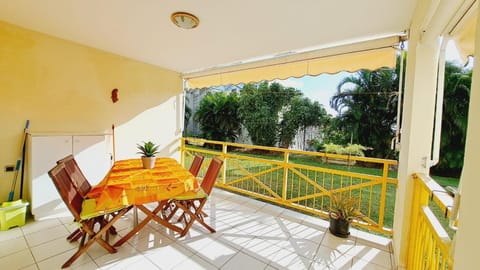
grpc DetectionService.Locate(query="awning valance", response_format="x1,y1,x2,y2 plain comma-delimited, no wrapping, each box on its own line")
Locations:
184,36,400,89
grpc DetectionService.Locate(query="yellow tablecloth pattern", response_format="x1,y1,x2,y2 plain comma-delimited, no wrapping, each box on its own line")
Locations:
87,158,197,211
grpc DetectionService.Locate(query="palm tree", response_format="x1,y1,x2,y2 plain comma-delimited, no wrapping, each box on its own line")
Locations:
330,68,398,158
194,91,241,142
433,61,472,176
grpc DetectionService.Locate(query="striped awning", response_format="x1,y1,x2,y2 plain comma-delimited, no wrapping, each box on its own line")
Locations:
184,36,400,89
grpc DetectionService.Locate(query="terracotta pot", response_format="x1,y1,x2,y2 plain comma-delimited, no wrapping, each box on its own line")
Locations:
329,216,351,238
141,156,156,169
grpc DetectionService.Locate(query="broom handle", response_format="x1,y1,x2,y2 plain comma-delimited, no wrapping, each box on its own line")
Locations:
8,120,29,201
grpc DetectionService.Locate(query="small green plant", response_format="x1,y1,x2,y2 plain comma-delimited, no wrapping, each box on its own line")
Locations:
329,192,363,222
324,143,346,155
136,141,159,157
323,143,369,157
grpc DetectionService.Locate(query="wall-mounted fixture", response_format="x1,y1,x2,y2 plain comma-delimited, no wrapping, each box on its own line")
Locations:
171,12,199,29
111,88,119,103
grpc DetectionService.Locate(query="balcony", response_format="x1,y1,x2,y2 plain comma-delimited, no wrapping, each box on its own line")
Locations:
0,188,393,269
0,138,457,269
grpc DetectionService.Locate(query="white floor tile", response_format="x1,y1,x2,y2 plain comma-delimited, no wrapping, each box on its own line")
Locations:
267,248,313,269
351,257,391,270
355,234,392,253
190,237,238,268
0,236,28,258
221,251,268,269
25,224,69,247
21,218,63,235
20,264,39,270
30,236,76,262
0,226,23,242
171,253,217,270
129,229,174,253
94,243,141,268
1,189,393,270
321,232,356,254
0,249,36,269
36,248,94,270
97,254,154,270
240,237,285,264
271,238,320,260
313,245,345,266
145,243,195,269
348,246,392,269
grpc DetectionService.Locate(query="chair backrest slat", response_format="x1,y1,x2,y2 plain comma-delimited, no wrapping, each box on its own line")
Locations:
189,154,204,177
57,155,91,197
200,157,223,195
48,163,83,221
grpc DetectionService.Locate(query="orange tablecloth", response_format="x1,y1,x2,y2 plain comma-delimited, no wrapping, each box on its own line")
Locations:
88,158,198,211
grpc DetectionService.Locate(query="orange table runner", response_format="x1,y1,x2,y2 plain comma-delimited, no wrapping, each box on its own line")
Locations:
88,158,198,211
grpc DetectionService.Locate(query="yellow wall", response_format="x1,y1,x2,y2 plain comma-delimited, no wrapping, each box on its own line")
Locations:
0,21,183,201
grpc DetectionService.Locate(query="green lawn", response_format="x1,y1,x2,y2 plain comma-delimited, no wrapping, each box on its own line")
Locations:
431,175,459,187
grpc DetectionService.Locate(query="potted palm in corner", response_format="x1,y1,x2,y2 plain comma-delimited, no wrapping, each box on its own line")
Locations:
329,192,363,238
137,141,160,169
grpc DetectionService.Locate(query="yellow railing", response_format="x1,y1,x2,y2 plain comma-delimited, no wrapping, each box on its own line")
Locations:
408,173,454,269
180,137,398,235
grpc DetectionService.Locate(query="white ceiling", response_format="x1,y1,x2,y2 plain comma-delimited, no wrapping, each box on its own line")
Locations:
0,0,417,73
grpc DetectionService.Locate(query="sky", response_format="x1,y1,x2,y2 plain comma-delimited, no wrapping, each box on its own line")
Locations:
275,40,467,116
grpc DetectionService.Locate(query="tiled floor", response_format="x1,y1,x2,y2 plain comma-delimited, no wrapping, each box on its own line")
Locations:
0,189,394,269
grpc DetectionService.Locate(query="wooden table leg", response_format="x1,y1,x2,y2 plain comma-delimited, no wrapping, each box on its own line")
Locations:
113,201,183,247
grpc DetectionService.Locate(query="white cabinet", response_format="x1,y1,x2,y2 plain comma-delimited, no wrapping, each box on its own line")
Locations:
28,134,112,220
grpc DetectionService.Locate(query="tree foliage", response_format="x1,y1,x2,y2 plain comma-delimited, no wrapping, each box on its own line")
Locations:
194,91,241,142
432,61,471,176
239,81,301,146
279,96,328,149
330,67,398,158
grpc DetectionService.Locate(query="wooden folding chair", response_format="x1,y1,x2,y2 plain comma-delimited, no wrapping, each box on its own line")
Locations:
57,155,117,242
48,163,131,268
162,154,205,216
57,155,91,197
168,157,223,237
189,153,205,177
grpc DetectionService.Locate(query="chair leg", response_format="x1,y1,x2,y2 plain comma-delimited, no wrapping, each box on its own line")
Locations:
174,199,215,237
67,228,83,243
67,214,118,243
61,207,131,268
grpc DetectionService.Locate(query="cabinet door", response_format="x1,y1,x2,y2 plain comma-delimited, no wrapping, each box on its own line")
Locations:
73,135,112,186
29,135,72,220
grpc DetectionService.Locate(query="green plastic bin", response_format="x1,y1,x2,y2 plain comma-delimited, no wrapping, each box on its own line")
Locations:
0,199,29,230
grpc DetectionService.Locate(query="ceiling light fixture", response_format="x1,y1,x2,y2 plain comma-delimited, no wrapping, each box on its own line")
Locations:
171,12,200,29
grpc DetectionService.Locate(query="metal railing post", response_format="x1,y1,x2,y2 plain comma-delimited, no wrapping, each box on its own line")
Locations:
282,151,289,201
378,161,389,229
222,142,228,184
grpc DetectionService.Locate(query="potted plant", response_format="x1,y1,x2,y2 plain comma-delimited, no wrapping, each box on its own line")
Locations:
136,141,160,169
329,192,363,238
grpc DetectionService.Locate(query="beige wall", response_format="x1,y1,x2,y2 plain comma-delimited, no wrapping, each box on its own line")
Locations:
0,21,183,201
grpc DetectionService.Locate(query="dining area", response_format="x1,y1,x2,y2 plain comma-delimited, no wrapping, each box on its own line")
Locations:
47,153,223,268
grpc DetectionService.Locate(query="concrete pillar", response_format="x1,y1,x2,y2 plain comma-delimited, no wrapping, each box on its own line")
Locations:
453,7,480,269
392,33,440,267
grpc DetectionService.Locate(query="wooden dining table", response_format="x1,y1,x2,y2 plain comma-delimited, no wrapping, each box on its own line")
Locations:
87,157,198,246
